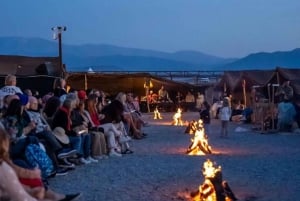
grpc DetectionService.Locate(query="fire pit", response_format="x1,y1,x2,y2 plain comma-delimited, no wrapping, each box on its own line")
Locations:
191,159,238,201
186,119,212,155
153,106,163,119
172,108,184,126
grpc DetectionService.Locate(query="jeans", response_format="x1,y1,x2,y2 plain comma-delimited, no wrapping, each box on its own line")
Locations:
10,136,39,160
68,136,82,157
81,133,91,158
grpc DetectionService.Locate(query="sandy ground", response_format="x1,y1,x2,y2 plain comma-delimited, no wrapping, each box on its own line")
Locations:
49,112,300,201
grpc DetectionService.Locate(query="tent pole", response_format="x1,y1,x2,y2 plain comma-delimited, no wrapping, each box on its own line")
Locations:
272,84,275,130
242,79,247,107
84,74,88,90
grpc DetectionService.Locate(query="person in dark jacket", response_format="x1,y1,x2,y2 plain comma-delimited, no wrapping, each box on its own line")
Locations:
52,98,89,164
199,101,211,134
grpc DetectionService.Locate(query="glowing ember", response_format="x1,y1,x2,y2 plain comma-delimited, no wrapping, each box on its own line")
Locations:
172,108,183,126
153,107,163,119
191,159,238,201
186,119,212,155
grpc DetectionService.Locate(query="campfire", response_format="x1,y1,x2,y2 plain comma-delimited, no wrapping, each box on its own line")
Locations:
153,106,163,119
191,159,238,201
172,108,184,126
186,119,212,155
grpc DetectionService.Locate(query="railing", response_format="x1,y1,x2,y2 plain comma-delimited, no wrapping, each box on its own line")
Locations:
68,69,224,86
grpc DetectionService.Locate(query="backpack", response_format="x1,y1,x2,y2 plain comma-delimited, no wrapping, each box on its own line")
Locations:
25,144,54,179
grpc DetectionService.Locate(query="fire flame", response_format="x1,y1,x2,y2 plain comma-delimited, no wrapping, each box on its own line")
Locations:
187,119,212,155
153,107,162,119
172,108,183,126
191,159,238,201
202,159,221,178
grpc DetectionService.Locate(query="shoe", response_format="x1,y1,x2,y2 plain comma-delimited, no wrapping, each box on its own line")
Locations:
57,149,77,159
59,193,82,201
143,122,150,127
79,157,91,164
109,149,122,157
121,149,134,154
133,135,143,140
94,155,108,160
59,158,76,169
56,168,68,176
142,133,148,137
115,147,121,153
119,135,132,143
87,156,98,163
47,170,56,178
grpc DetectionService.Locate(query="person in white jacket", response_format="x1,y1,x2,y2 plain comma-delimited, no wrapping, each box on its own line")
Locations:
219,97,231,137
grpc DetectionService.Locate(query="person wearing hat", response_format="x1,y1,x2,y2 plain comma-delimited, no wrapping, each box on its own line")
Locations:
77,90,87,101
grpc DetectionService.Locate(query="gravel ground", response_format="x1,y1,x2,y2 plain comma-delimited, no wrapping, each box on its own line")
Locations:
49,112,300,201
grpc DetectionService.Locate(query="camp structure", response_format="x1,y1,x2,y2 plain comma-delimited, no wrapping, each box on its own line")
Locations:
216,69,275,106
66,72,199,99
0,55,63,95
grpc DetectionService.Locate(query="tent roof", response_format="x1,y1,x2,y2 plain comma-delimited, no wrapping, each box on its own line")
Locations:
217,69,275,91
66,72,197,96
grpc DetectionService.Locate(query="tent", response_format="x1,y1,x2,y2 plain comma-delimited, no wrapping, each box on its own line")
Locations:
216,67,300,106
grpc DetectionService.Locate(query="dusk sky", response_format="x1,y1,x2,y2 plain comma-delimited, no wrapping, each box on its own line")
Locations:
1,0,300,58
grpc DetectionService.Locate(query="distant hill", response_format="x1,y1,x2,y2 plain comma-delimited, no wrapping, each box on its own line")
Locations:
222,48,300,70
0,37,234,71
0,36,299,72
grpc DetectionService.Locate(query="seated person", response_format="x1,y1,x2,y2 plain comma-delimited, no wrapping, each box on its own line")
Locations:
185,91,195,111
158,85,171,102
231,100,245,122
0,127,81,201
147,90,158,103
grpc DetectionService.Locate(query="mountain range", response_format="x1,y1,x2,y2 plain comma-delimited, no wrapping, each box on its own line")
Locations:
0,36,299,72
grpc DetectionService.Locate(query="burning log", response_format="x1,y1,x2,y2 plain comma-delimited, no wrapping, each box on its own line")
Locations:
185,120,198,134
172,108,184,126
191,159,238,201
153,106,163,119
186,120,212,155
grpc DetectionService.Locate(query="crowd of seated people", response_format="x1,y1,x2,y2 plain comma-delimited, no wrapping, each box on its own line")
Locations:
0,75,149,201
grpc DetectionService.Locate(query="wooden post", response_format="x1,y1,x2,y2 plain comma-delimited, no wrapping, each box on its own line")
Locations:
242,79,247,107
84,74,87,90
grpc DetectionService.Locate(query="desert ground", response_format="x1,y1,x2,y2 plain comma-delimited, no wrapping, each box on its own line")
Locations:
49,112,300,201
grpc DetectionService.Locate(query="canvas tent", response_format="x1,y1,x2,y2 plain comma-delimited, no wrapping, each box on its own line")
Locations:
216,67,300,105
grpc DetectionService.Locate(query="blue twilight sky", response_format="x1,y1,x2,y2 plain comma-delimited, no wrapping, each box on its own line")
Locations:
1,0,300,58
